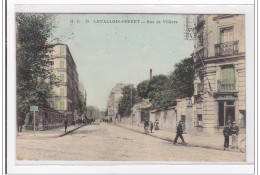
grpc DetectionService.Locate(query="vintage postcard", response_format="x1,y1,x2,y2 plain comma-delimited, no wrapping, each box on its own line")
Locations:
15,13,248,163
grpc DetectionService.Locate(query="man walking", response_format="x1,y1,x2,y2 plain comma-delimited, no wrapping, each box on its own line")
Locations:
155,119,159,130
223,122,232,150
173,120,186,145
150,121,153,133
231,121,239,149
64,118,68,132
144,120,149,134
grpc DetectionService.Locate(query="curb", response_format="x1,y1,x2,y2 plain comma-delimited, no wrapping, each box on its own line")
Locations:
112,124,244,153
17,124,86,138
57,124,85,137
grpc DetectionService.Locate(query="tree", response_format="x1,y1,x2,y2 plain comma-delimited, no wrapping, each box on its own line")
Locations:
118,85,140,117
16,14,57,129
137,80,149,99
77,90,86,116
147,75,174,109
169,57,194,98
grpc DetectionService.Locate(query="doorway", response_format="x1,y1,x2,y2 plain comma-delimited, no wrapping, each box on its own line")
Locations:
218,101,235,126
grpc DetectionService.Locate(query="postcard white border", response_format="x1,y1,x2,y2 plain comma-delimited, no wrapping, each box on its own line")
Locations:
5,1,256,175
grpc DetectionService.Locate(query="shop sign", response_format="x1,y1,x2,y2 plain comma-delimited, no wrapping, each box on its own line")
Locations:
216,94,237,101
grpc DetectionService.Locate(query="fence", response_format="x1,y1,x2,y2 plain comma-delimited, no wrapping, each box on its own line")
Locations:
27,108,74,131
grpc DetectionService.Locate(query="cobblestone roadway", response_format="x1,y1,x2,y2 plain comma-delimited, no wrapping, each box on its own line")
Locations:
16,123,246,161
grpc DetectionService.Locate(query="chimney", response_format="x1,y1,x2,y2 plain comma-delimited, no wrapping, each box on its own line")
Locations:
150,69,152,80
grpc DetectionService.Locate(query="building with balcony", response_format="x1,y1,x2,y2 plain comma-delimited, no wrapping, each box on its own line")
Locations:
50,43,80,123
193,14,245,134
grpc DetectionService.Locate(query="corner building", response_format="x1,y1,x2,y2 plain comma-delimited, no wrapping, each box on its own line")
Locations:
50,44,79,121
107,83,126,123
193,15,246,134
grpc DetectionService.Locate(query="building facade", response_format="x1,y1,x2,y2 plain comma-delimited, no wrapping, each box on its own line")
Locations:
50,43,80,122
193,14,245,134
107,83,126,123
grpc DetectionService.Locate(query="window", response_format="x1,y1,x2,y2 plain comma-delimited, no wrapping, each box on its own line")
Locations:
60,73,64,82
218,101,235,126
60,45,66,55
197,114,202,126
220,27,234,43
60,101,65,110
60,87,65,96
219,65,235,91
60,60,65,69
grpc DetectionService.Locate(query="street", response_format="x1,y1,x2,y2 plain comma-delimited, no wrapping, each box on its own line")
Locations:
16,123,246,161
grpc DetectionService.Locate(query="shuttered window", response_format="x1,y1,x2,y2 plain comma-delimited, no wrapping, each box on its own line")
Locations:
60,45,66,55
60,101,65,110
60,74,64,82
60,60,65,69
220,65,235,90
60,87,65,96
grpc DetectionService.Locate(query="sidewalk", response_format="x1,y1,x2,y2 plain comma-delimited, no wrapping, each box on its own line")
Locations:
17,124,85,138
113,123,246,153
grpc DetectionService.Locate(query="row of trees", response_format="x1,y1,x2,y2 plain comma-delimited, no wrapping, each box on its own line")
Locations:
118,57,194,117
86,106,106,120
16,14,57,126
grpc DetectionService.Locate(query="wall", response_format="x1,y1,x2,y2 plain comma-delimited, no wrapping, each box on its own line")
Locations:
150,108,176,132
149,98,194,134
120,116,133,125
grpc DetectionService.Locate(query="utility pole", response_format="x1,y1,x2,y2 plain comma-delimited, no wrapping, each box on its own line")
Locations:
85,90,87,122
33,111,36,136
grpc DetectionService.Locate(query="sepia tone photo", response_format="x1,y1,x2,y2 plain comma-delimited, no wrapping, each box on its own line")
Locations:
16,13,246,162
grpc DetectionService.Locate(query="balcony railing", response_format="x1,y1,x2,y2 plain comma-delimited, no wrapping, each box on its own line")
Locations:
195,48,205,62
197,83,204,94
217,79,236,91
215,41,239,57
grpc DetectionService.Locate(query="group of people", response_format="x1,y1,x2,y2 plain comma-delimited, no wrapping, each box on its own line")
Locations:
143,116,240,150
223,120,239,150
144,120,159,134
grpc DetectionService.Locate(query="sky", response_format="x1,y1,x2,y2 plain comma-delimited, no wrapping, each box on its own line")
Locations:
52,14,194,110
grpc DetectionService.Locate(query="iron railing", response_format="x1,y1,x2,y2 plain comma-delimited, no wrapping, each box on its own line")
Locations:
215,40,239,57
217,78,236,91
195,48,205,62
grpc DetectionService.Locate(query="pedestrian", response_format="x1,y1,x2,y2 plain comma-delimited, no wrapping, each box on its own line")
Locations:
173,120,186,145
150,121,153,133
223,122,231,150
155,119,159,130
144,120,149,134
64,118,68,132
231,121,239,149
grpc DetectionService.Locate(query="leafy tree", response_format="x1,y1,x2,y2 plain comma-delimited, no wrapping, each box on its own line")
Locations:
169,57,194,98
147,75,174,109
137,80,149,99
77,90,86,116
16,14,57,129
104,108,108,116
118,85,140,117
